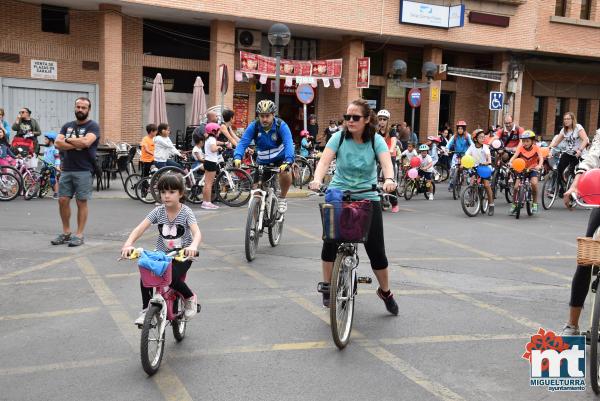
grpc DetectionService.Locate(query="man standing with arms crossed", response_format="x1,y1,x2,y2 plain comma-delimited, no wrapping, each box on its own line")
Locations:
51,97,100,247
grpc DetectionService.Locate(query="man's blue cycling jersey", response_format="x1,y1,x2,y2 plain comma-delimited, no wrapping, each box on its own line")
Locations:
234,119,295,164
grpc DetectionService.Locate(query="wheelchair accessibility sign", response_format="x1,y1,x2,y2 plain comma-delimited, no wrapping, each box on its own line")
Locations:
489,91,504,111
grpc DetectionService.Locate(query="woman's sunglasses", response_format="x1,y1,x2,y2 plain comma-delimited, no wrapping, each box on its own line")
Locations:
343,114,364,122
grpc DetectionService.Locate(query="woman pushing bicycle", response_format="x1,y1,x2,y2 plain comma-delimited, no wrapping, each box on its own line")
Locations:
121,174,202,325
309,99,399,315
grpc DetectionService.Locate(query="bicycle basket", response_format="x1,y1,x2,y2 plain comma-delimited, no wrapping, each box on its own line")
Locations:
576,237,600,266
139,264,172,287
319,201,373,243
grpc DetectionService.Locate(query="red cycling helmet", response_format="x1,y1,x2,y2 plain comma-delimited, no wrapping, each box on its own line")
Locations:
300,130,310,137
456,120,467,127
427,135,441,143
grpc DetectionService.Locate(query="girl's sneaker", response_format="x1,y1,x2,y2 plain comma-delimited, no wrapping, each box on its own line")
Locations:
201,202,219,210
134,309,147,325
184,294,198,319
391,205,400,213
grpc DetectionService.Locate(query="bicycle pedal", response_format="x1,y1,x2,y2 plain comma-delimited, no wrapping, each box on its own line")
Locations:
317,282,330,293
197,303,202,313
358,276,372,284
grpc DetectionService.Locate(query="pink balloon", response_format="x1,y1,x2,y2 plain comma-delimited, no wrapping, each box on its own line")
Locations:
407,168,419,179
491,139,502,149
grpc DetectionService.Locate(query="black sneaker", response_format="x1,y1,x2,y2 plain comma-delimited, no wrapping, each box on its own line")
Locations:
488,205,495,216
317,282,330,308
51,233,71,245
68,235,84,247
377,287,399,316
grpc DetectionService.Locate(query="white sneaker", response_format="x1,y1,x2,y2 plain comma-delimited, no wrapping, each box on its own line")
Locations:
428,194,434,201
201,202,219,210
559,324,580,336
184,294,197,319
134,309,147,325
278,199,288,214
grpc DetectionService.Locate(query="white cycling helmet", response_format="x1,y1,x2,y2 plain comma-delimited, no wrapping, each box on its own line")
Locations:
377,109,391,119
419,144,430,151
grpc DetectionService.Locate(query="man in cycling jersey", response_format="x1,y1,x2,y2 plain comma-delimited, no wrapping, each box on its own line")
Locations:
234,100,295,213
495,115,524,152
446,120,473,190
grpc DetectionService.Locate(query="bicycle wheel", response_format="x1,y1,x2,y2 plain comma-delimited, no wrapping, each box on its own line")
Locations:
452,172,462,200
479,187,489,215
491,169,500,199
526,186,533,216
124,173,142,200
460,185,480,217
135,177,156,204
23,172,40,200
541,172,557,210
504,173,513,204
404,180,415,200
172,297,187,342
140,304,165,376
515,186,523,219
244,197,261,262
268,198,284,247
216,168,252,207
0,172,21,201
330,252,355,349
186,183,204,204
150,166,185,202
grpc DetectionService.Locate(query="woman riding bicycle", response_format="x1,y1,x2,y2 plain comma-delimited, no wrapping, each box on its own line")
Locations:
549,112,589,197
560,128,600,336
309,99,399,315
376,109,399,213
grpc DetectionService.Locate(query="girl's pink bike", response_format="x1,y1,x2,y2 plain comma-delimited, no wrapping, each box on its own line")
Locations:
120,248,200,376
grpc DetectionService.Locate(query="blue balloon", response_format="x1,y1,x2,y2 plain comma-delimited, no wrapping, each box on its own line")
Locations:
476,165,492,179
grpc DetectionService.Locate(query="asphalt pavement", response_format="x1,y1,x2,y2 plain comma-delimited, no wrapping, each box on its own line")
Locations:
0,182,597,401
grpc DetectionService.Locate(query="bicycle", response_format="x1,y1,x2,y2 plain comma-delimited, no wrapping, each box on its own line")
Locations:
404,172,435,201
449,153,465,200
541,149,562,210
37,158,60,198
572,194,600,393
317,186,379,349
13,154,41,200
292,154,315,188
119,248,200,376
0,169,22,201
243,164,285,262
460,168,490,217
511,169,535,219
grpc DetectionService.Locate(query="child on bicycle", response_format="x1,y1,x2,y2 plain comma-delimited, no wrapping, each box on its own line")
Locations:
121,174,202,325
201,122,223,210
0,129,16,167
42,132,61,199
466,129,494,215
400,142,418,162
192,134,205,174
508,130,543,215
417,144,434,200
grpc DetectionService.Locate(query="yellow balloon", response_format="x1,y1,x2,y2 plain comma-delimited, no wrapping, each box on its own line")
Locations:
461,155,475,169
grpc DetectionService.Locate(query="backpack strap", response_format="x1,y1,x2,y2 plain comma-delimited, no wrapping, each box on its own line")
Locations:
253,118,283,146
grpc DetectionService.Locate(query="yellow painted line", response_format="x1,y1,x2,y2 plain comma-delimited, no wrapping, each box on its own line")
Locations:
480,220,577,249
380,333,530,345
401,268,542,330
507,255,575,261
0,307,100,321
175,341,333,358
203,294,282,304
76,257,193,401
391,256,491,262
0,357,128,376
436,237,502,260
527,265,572,281
0,276,82,286
287,226,322,242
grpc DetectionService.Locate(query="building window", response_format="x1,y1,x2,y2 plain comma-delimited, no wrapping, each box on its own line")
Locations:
533,97,546,138
554,0,567,16
268,38,317,61
555,98,568,134
581,0,591,19
41,4,69,34
143,19,210,61
578,99,588,130
364,44,384,76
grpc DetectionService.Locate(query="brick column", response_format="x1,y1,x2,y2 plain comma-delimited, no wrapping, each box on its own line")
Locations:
340,37,364,108
543,97,557,140
494,52,511,123
99,4,122,143
419,46,442,141
209,20,235,110
383,49,408,124
566,98,579,116
589,99,599,135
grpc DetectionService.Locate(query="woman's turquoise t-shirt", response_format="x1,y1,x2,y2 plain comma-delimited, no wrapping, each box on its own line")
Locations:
326,130,388,201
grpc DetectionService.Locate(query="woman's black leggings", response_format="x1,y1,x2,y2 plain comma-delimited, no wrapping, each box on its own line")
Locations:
321,201,388,270
557,153,579,193
140,260,194,309
569,209,600,307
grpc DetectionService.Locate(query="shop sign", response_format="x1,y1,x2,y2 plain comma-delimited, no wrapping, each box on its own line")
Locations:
400,0,465,29
143,76,175,91
31,59,57,80
357,57,370,89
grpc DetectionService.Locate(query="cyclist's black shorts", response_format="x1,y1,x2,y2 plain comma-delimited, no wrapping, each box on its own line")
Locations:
204,160,218,172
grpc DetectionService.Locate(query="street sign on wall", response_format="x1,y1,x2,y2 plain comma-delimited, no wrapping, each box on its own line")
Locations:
489,91,504,110
408,88,422,108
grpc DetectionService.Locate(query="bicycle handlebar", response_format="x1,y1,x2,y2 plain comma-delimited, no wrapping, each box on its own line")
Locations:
571,193,600,209
119,248,198,262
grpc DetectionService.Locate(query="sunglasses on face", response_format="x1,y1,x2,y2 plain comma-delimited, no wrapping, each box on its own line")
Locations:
343,114,364,122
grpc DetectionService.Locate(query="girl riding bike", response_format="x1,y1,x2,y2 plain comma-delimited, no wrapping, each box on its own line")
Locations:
121,174,202,325
417,144,434,200
309,99,399,315
508,130,543,215
466,129,494,215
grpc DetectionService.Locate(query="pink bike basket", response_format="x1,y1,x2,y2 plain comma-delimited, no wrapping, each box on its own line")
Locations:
139,264,172,287
319,200,373,243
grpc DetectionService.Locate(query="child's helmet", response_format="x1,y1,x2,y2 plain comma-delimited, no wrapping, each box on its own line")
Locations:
418,144,430,152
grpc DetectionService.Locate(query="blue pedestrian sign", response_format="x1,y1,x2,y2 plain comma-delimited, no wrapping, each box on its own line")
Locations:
489,91,504,111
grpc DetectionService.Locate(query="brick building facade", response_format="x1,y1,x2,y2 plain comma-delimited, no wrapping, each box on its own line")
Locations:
1,0,600,145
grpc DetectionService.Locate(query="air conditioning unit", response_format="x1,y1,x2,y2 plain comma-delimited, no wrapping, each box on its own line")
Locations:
236,29,262,51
